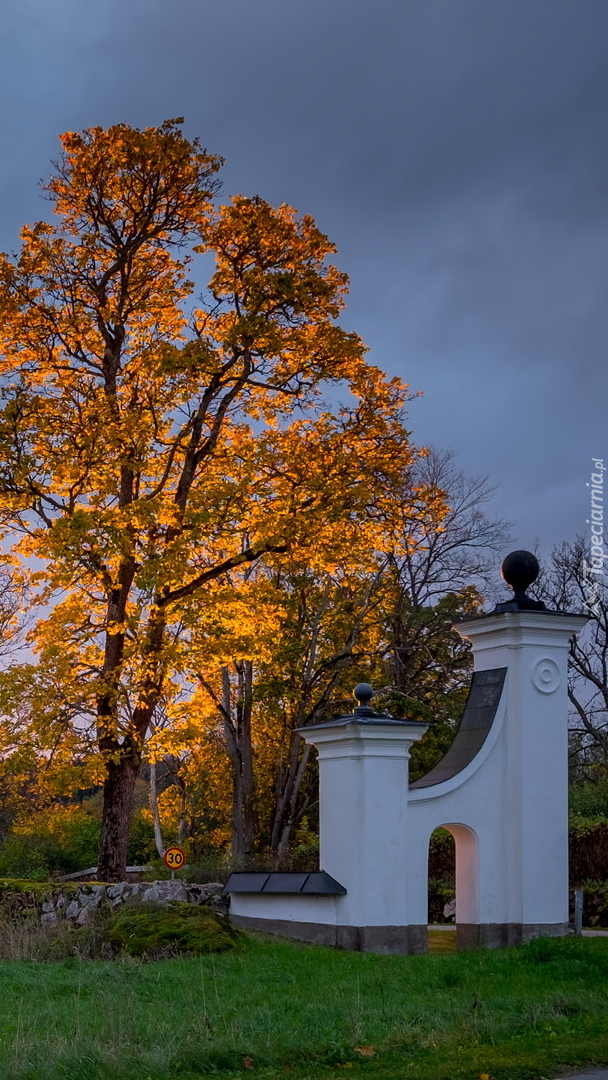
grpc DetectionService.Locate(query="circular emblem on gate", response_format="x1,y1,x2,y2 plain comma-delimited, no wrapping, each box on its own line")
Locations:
532,657,560,694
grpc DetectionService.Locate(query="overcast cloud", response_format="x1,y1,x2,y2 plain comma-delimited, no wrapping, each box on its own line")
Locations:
1,0,607,578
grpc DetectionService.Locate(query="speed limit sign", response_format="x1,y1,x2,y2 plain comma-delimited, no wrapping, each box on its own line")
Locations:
163,846,185,870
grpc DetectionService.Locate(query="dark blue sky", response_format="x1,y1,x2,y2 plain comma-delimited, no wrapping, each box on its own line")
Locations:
1,0,607,571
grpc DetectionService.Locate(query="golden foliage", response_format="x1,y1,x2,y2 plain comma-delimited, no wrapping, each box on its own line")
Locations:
0,120,444,869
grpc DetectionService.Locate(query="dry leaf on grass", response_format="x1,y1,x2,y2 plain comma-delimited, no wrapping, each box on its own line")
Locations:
354,1045,377,1057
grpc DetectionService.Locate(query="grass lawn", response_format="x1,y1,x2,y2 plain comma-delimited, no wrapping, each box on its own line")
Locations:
0,933,607,1080
427,927,457,953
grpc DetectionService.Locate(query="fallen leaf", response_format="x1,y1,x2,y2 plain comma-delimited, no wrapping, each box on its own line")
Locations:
480,1073,491,1080
243,1057,254,1070
354,1045,376,1057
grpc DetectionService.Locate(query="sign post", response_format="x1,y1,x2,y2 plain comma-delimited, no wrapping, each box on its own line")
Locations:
574,889,584,935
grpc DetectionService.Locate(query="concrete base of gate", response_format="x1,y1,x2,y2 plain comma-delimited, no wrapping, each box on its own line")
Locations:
230,914,428,954
457,922,569,949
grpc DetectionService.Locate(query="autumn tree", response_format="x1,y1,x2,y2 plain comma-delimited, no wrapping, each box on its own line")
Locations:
0,654,100,850
0,120,422,881
260,558,386,859
184,549,390,860
159,452,506,860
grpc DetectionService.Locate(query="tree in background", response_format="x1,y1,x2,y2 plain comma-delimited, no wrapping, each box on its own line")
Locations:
536,537,608,779
0,120,425,880
0,561,28,659
382,447,510,611
151,541,397,862
377,448,510,777
0,650,108,874
0,560,32,842
259,557,387,859
142,453,508,862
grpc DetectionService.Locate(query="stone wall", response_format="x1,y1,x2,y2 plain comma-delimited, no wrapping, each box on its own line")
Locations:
40,880,225,926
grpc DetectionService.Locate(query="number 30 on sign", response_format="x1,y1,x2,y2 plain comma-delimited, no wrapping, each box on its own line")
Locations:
163,846,185,870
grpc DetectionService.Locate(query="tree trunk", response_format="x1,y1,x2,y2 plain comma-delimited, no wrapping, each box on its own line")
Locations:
97,751,141,882
230,759,255,861
221,662,256,863
270,737,312,859
97,602,166,881
176,774,189,847
149,760,165,858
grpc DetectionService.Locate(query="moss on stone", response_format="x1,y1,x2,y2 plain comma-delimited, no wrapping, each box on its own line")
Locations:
0,880,72,912
107,902,242,957
0,879,59,898
0,879,92,897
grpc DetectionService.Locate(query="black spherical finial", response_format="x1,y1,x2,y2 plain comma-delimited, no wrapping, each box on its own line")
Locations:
492,549,546,612
501,550,540,595
353,683,374,708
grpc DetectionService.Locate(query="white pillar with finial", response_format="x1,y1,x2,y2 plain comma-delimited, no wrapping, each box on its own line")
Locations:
299,684,428,952
406,549,587,947
226,684,428,953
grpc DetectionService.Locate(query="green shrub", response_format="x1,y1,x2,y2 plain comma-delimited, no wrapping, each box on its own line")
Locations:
0,809,99,878
107,902,241,957
428,878,455,923
572,882,608,927
0,802,156,879
428,827,455,884
570,779,608,818
125,809,156,865
569,818,608,884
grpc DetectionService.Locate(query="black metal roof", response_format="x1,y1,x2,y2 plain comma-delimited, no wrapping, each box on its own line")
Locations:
224,871,347,895
410,667,507,789
455,608,584,623
297,714,428,731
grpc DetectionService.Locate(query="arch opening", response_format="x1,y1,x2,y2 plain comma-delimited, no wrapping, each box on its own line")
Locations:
427,823,479,949
428,827,455,926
